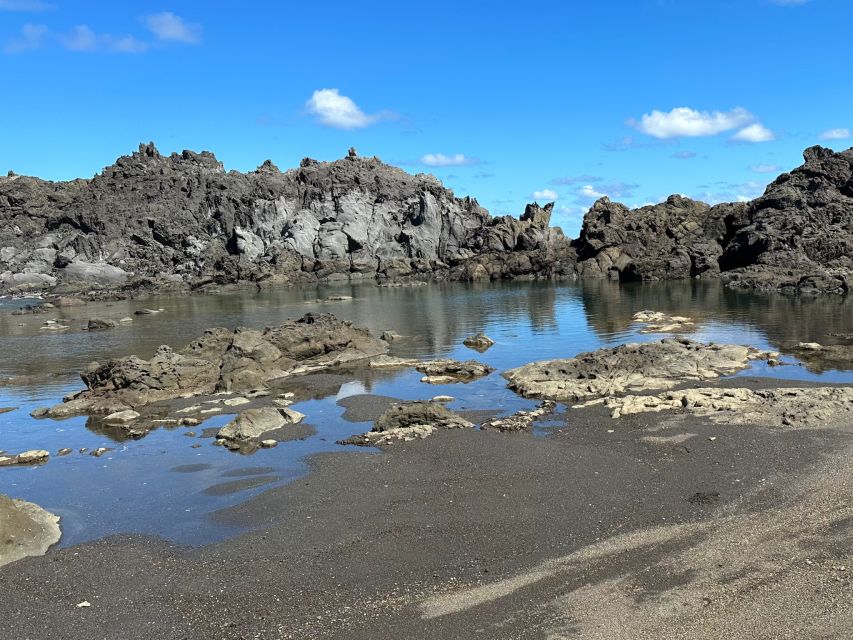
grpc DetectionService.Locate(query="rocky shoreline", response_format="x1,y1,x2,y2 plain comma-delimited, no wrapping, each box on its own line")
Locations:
1,144,851,300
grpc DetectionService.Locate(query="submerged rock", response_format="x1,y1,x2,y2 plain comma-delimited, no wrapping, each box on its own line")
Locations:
0,494,61,568
340,401,473,446
0,450,49,466
86,318,116,331
44,313,387,417
504,338,775,402
786,342,853,373
632,310,696,334
578,386,853,429
463,333,496,351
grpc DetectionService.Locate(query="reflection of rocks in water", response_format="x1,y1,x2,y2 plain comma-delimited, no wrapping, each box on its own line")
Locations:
579,279,722,337
579,279,853,367
785,342,853,373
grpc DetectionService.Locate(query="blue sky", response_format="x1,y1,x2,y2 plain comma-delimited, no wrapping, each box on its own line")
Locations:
1,0,851,235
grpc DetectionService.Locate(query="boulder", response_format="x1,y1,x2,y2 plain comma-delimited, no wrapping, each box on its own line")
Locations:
340,401,473,446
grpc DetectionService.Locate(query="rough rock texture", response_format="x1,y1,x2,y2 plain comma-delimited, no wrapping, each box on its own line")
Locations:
0,495,61,568
0,144,574,293
0,450,50,467
503,338,775,402
480,401,556,432
574,146,853,294
580,386,853,428
415,359,494,382
43,313,387,417
340,401,473,446
463,333,496,351
574,195,738,282
216,408,289,442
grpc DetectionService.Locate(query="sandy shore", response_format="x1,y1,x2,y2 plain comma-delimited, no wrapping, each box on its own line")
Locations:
1,376,852,639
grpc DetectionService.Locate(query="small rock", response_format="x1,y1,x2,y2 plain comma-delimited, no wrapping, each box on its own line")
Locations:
86,318,116,331
223,397,250,407
463,333,496,351
90,447,112,457
179,417,201,427
118,317,133,323
260,439,278,448
56,448,72,456
30,407,49,418
381,330,402,342
431,395,454,403
76,601,91,608
184,431,197,437
103,409,140,424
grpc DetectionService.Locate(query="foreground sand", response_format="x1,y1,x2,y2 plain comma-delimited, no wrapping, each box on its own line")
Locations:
1,377,851,639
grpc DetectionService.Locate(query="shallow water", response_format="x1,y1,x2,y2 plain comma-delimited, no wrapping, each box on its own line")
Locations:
1,279,852,546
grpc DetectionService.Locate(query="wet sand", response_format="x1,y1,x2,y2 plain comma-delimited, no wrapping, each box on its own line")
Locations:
1,377,852,638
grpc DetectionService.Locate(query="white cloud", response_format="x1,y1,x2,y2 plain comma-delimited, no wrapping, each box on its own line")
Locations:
60,25,96,51
634,107,753,139
3,23,47,53
306,88,386,129
143,12,201,44
0,0,53,10
732,123,775,143
750,163,781,173
579,185,604,200
418,153,480,167
819,128,850,140
531,188,558,201
59,25,147,53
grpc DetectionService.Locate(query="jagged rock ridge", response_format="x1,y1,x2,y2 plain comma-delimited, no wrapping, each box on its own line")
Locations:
0,143,575,292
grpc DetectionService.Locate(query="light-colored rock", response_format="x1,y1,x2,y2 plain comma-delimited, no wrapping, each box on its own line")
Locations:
578,386,853,429
223,397,250,407
481,400,556,432
369,355,421,368
505,339,775,402
431,395,455,403
103,409,140,424
0,495,61,568
632,310,696,334
463,333,496,351
62,260,129,285
217,407,287,441
341,401,473,446
260,439,278,448
0,449,49,466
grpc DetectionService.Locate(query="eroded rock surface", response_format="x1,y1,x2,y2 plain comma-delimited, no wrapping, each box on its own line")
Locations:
416,359,494,383
44,313,387,417
340,401,473,446
463,333,496,351
503,339,775,402
578,386,853,428
0,494,61,567
632,310,696,334
786,342,853,373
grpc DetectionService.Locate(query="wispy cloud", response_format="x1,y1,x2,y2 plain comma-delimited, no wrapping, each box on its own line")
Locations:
0,0,54,10
142,12,201,44
550,174,603,185
693,180,766,204
819,128,850,140
731,123,775,143
59,25,147,53
631,107,754,139
3,22,46,53
750,163,781,174
672,150,698,160
306,88,391,129
418,153,481,167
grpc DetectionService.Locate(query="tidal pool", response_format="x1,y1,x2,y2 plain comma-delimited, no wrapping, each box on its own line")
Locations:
1,279,852,546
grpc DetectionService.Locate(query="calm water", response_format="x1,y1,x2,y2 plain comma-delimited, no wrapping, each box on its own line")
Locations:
1,279,852,546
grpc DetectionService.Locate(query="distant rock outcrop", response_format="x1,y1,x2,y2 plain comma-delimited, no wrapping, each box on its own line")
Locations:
0,143,575,293
574,146,853,294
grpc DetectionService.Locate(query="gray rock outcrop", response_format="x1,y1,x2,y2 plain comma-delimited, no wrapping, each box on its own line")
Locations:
0,143,575,293
42,313,387,417
503,338,776,402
